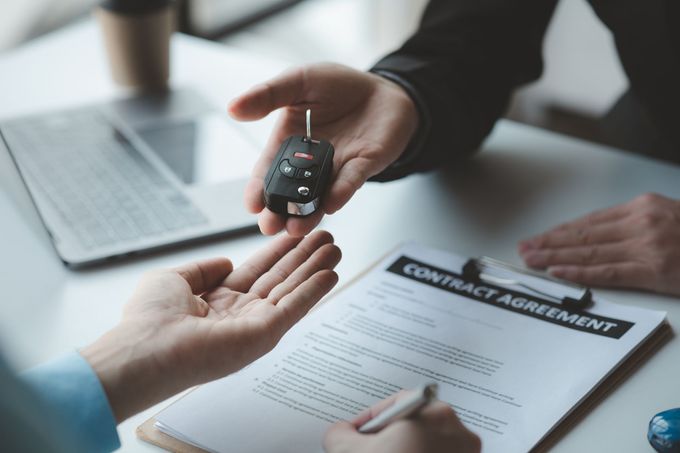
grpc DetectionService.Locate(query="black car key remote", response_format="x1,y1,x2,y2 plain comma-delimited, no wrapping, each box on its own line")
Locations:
263,110,334,216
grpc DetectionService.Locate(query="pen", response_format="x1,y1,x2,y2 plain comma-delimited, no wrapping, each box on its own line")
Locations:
358,383,439,434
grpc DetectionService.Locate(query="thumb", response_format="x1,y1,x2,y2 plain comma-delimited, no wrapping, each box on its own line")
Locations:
228,67,305,121
323,421,365,452
173,257,233,295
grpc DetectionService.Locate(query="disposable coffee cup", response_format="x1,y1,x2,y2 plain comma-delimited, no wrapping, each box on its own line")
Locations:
95,0,175,91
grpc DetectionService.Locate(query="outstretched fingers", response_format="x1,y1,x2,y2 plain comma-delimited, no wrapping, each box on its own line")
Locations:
267,241,341,303
249,230,335,297
273,268,339,329
223,234,303,293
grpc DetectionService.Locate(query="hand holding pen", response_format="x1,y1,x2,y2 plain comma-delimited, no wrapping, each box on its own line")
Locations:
323,383,481,453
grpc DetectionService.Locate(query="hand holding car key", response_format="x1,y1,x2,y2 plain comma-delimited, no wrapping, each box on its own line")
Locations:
228,64,419,236
263,109,334,216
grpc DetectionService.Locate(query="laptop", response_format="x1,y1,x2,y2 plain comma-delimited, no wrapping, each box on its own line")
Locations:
0,88,259,268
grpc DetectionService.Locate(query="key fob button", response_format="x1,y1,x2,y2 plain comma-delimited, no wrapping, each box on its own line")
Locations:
293,152,314,161
296,166,317,179
263,133,334,217
279,160,296,177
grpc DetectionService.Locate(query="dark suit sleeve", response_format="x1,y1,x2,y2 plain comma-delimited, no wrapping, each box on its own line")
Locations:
370,0,558,181
587,0,680,157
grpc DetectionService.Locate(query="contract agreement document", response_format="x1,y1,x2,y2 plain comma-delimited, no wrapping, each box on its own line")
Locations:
152,243,669,452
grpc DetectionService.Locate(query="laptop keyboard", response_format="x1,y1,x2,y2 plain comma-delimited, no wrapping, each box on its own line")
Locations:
1,108,208,250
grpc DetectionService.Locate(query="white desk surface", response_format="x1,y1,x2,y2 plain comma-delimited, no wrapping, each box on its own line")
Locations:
1,20,678,453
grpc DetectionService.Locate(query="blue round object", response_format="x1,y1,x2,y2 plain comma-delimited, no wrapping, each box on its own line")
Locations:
649,408,680,453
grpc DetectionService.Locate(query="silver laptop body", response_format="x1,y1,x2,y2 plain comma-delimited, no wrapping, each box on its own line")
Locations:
0,88,258,267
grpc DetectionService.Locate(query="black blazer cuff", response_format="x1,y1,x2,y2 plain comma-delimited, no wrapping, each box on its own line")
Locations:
368,69,432,182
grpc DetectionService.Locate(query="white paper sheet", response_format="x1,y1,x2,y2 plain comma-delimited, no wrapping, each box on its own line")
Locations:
155,243,667,453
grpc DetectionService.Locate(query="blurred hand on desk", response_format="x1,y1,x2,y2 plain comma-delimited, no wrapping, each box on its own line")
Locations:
519,193,680,296
228,63,418,237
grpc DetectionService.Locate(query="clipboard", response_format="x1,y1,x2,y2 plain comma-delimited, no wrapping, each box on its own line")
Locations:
462,256,593,310
137,414,205,453
136,253,673,453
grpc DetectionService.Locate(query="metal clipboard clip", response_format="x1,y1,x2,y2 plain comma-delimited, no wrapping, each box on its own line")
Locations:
462,256,593,310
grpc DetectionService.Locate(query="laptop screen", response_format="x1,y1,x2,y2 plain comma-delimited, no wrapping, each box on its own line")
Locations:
136,112,258,186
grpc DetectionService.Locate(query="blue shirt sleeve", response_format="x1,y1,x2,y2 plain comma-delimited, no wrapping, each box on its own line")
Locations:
22,351,121,452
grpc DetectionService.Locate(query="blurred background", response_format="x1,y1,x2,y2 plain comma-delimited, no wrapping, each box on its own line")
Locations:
0,0,628,147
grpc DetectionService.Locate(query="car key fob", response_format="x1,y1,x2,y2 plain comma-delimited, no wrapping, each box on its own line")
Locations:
263,110,334,217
